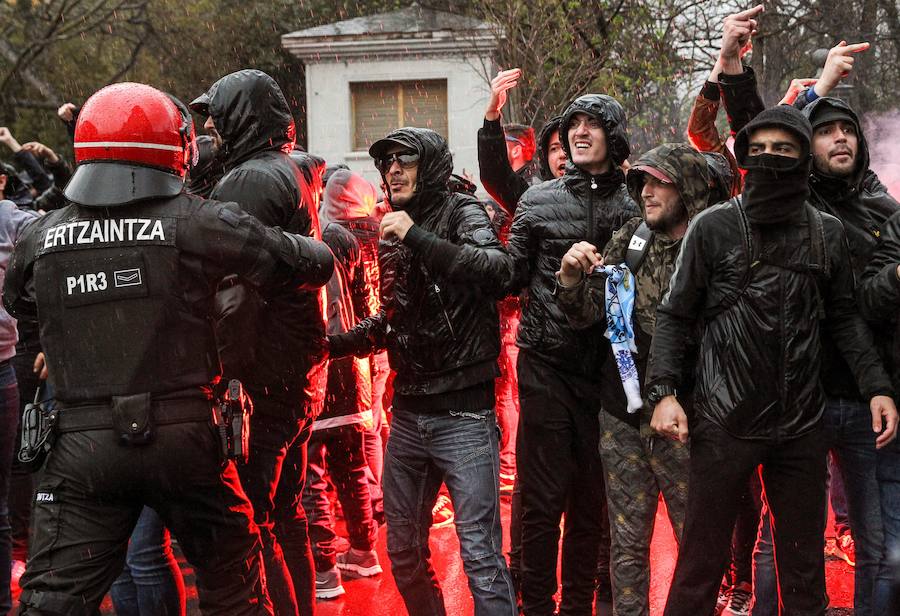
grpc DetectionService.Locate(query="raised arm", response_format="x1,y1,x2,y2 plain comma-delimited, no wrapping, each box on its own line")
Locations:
718,6,765,136
478,68,530,215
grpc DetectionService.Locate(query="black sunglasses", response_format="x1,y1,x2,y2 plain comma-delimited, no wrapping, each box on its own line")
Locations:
375,151,420,173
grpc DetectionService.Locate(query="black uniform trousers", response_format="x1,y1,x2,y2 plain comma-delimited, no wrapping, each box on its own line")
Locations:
517,351,607,616
663,416,828,616
18,408,271,616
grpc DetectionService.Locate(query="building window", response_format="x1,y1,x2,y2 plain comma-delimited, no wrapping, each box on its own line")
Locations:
351,79,448,151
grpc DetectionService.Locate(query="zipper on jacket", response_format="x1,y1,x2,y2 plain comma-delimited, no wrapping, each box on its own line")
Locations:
587,176,597,246
778,255,788,444
433,282,457,340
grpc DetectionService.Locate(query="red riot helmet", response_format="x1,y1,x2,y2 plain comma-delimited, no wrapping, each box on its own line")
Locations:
64,82,198,207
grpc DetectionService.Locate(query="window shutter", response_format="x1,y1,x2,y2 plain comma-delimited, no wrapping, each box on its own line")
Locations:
351,80,448,151
401,80,448,137
352,82,399,151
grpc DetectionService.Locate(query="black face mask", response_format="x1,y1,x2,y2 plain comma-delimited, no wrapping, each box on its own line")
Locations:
741,153,811,225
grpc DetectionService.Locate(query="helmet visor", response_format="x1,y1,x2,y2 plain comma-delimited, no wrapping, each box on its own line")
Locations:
64,162,184,207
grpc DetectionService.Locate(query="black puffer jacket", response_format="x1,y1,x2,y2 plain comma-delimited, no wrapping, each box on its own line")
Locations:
648,109,892,440
801,97,900,400
191,70,327,409
329,128,511,409
507,95,639,376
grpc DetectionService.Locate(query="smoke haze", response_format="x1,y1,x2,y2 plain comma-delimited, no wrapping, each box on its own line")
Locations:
864,111,900,198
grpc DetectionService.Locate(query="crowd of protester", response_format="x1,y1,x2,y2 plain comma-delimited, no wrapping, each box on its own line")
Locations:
0,3,899,616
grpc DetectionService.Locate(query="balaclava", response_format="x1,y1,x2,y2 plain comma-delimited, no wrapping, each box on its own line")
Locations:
734,106,813,225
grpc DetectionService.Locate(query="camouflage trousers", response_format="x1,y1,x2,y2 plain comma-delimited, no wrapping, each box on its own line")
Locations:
599,409,690,616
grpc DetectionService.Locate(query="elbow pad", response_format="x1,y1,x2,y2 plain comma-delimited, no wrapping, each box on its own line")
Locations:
283,232,334,290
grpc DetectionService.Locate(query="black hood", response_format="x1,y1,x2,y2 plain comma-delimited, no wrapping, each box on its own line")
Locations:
369,127,452,211
734,105,813,225
191,69,296,170
537,115,563,181
734,105,813,169
559,94,630,166
803,97,869,188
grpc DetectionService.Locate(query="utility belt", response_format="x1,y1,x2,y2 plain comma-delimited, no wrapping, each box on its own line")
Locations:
19,380,253,470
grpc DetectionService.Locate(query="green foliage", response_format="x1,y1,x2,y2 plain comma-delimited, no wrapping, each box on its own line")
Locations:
2,0,899,163
474,0,689,154
0,0,402,155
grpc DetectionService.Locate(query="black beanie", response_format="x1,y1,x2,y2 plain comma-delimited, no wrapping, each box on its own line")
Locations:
807,98,858,132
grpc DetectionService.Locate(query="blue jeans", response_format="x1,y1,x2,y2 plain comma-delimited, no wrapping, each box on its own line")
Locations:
824,397,884,616
875,436,900,613
751,504,777,616
828,452,851,536
383,407,516,616
0,362,19,614
110,506,185,616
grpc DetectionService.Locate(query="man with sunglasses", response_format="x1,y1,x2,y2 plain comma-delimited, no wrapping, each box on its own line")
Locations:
329,127,517,616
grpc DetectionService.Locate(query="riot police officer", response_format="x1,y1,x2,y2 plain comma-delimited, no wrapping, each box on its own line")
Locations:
2,82,334,616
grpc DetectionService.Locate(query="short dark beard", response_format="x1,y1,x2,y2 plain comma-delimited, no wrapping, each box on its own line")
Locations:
645,203,687,234
812,152,856,179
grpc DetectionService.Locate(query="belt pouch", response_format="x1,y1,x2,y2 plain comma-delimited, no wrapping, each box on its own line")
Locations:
111,393,153,445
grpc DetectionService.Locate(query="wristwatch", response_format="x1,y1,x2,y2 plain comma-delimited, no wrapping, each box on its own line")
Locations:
647,384,677,407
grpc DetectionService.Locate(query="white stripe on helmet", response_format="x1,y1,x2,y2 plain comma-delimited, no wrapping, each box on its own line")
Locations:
75,141,183,152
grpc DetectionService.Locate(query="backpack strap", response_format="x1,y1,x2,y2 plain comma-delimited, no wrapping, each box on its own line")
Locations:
706,197,755,317
625,221,654,274
805,203,830,320
805,203,830,279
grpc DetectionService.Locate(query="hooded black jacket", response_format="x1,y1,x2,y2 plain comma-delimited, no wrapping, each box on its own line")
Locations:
647,108,891,440
800,97,900,400
329,128,512,411
506,94,639,376
192,70,327,408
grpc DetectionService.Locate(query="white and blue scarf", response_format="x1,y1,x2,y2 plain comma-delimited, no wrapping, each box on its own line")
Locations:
599,264,642,413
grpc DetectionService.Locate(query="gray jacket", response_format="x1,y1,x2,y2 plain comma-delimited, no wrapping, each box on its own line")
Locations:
0,200,38,360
